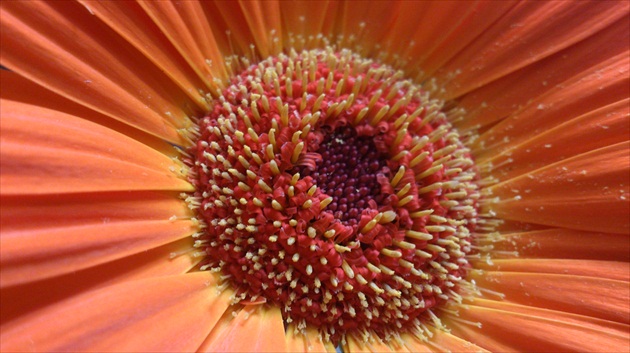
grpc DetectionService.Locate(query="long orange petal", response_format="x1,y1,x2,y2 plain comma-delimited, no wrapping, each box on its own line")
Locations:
478,99,630,181
199,305,288,352
470,298,630,337
450,301,629,352
334,1,404,57
237,0,283,57
137,0,227,88
1,238,197,324
203,1,258,58
1,70,177,157
491,228,630,261
416,0,518,79
470,271,630,324
363,1,515,79
422,329,490,353
0,0,199,144
383,1,477,66
437,0,629,99
0,191,195,286
474,259,629,281
280,1,338,49
488,142,630,234
456,16,629,132
285,324,336,353
472,51,629,157
0,272,232,352
0,101,193,195
345,334,398,353
398,333,432,353
77,0,211,109
442,321,514,352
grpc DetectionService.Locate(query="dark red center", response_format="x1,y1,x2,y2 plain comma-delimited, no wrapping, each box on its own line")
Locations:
297,126,388,226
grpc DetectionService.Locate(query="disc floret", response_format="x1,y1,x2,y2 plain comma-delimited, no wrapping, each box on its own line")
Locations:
186,48,480,344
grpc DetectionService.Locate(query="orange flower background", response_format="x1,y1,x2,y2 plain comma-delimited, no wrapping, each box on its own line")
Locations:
1,1,629,352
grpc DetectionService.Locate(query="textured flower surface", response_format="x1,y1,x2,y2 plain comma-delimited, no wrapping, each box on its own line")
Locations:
1,1,629,352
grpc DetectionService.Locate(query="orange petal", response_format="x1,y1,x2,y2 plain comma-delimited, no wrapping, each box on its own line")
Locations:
285,324,336,353
0,100,193,195
472,51,629,157
456,16,629,132
0,272,232,352
199,305,288,353
0,0,199,144
422,329,490,353
345,335,396,353
469,298,630,338
237,0,283,57
442,321,514,353
474,259,629,281
399,331,489,353
416,1,518,79
383,1,477,67
487,142,630,234
437,0,629,99
0,191,195,286
1,70,178,157
387,338,413,353
1,237,197,324
450,301,629,352
398,333,432,353
77,0,212,109
492,228,630,261
470,270,630,324
137,0,227,87
202,1,257,58
280,1,339,47
364,1,514,79
478,99,630,181
335,1,405,56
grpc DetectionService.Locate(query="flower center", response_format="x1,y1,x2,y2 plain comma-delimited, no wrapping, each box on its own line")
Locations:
296,125,388,226
186,48,479,344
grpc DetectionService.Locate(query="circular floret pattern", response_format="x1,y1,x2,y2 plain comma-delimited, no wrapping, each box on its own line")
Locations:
185,48,480,343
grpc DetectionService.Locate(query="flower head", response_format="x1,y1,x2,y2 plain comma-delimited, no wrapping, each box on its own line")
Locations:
1,1,628,352
186,48,481,342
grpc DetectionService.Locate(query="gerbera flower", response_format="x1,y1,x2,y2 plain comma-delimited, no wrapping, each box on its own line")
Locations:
1,1,628,352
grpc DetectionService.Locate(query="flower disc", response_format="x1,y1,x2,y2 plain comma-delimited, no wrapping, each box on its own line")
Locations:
187,48,480,343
